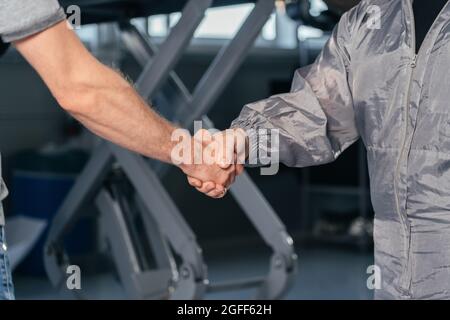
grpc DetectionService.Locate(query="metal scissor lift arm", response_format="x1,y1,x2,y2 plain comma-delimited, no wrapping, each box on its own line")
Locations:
120,0,297,299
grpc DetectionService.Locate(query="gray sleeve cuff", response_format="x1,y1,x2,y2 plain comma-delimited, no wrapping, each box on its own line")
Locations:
2,7,66,43
231,116,257,167
230,117,276,167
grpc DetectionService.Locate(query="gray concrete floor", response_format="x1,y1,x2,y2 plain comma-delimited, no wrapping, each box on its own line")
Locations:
12,245,374,300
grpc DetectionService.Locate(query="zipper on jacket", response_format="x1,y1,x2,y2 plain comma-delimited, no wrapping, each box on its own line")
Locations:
410,54,417,68
393,55,415,297
393,0,417,297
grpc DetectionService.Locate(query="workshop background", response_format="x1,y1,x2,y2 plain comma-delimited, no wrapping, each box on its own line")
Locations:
0,0,373,299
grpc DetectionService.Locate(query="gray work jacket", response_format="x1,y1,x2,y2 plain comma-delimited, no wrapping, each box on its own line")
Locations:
232,0,450,299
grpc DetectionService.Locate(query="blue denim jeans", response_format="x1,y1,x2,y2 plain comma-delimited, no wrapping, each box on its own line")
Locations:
0,226,14,300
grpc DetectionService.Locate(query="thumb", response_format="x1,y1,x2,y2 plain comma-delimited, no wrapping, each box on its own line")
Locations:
194,128,212,142
215,131,235,168
218,161,232,169
187,176,203,188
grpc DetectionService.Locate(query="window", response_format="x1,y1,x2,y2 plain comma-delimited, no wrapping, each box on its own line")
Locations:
77,0,329,49
146,3,289,46
76,24,99,47
147,15,168,37
193,4,255,39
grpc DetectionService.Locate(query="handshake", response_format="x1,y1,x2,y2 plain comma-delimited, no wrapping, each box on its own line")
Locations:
174,128,249,198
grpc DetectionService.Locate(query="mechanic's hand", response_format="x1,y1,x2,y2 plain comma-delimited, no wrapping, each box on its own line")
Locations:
214,128,248,170
180,129,237,198
186,128,248,198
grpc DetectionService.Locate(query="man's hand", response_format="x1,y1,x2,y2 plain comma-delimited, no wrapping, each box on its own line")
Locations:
186,128,248,198
180,129,236,198
214,128,248,169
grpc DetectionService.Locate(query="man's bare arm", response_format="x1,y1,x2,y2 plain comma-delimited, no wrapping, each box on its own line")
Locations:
14,21,234,189
15,21,175,162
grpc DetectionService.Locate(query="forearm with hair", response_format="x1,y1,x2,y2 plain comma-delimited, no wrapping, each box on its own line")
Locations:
14,21,178,164
65,65,177,163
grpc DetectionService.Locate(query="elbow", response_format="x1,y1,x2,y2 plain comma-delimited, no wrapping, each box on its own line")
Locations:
54,82,98,116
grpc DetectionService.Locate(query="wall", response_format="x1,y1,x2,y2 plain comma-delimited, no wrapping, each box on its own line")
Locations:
0,52,66,157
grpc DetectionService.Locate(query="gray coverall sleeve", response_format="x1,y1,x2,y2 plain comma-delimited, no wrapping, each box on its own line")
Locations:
231,8,360,168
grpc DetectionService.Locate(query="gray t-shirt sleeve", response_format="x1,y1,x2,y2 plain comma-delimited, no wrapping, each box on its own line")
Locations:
0,0,66,42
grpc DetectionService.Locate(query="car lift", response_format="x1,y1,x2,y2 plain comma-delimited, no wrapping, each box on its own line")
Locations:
44,0,297,299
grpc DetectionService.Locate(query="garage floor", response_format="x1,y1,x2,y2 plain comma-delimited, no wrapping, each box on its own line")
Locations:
12,245,374,300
